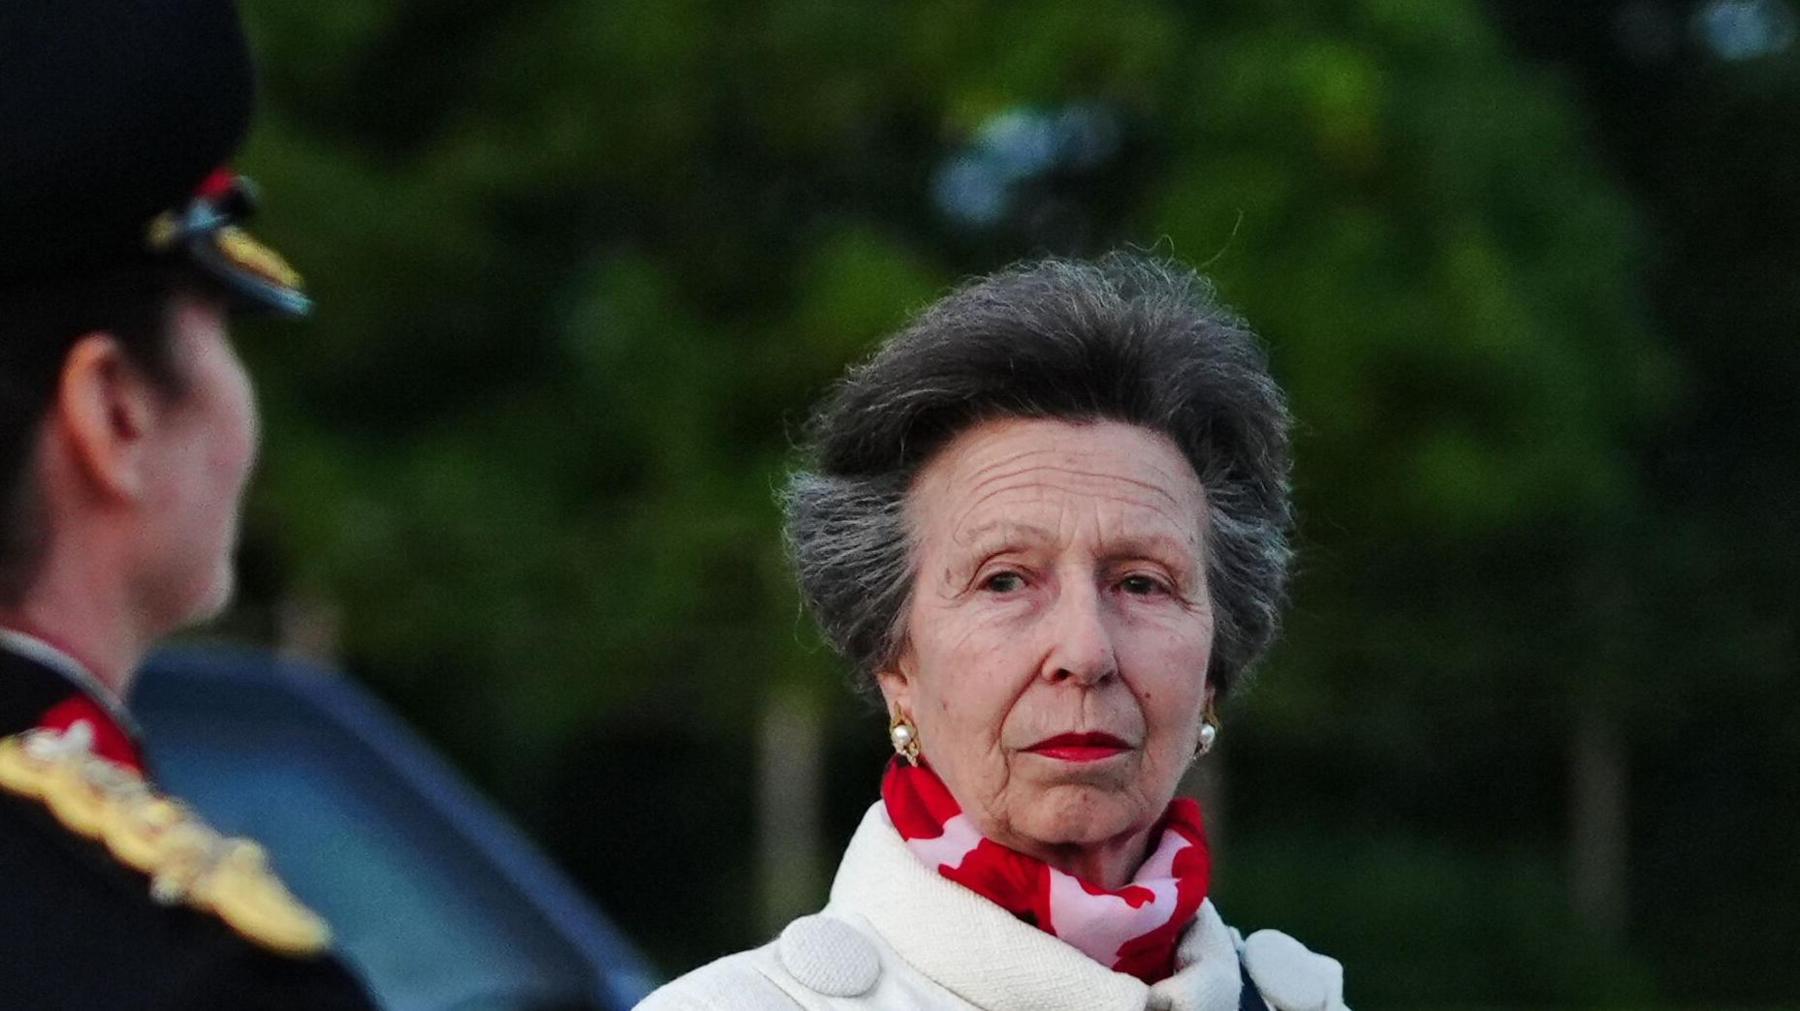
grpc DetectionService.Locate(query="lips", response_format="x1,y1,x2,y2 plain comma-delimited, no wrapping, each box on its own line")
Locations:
1025,732,1131,763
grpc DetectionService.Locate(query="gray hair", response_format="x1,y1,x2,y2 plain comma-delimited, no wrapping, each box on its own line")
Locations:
781,253,1293,702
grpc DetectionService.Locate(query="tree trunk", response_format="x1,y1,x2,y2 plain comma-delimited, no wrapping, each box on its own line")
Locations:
757,689,825,936
1570,700,1628,941
276,591,341,664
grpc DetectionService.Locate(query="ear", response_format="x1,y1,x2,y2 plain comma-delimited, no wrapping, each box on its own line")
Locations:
875,646,917,721
52,333,163,502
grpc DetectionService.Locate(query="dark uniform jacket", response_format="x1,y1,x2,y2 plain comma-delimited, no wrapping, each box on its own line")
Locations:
0,638,378,1010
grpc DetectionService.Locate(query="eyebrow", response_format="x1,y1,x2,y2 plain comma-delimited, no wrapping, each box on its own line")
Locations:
951,519,1055,554
1098,531,1203,566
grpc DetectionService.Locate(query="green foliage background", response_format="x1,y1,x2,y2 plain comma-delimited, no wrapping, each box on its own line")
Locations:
211,0,1799,1006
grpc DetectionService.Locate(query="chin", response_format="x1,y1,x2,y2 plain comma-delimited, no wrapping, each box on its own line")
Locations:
173,567,236,630
1019,783,1148,847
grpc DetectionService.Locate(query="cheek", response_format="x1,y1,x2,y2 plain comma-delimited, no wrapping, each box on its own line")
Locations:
1121,619,1213,728
209,370,259,485
227,405,257,485
923,638,1011,727
910,611,1026,744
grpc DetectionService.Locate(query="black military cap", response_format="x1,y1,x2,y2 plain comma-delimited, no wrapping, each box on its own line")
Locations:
0,0,309,315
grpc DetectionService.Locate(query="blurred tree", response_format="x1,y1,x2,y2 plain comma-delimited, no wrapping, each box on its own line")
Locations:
210,0,1794,1003
1483,0,1800,1001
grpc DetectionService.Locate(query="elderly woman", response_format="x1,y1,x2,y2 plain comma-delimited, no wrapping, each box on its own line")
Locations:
641,254,1347,1011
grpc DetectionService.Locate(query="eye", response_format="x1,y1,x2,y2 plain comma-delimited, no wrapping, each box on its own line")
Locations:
1118,573,1170,597
980,571,1026,594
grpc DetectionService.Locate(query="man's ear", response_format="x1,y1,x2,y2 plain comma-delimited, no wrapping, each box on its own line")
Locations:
53,333,161,502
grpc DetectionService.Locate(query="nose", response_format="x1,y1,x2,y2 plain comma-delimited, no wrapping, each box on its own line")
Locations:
1040,581,1118,686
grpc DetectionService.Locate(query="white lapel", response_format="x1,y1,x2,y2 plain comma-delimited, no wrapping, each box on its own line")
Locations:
1147,900,1244,1011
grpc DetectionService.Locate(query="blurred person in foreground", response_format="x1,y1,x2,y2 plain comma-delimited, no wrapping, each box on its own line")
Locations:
0,1,375,1007
640,255,1347,1011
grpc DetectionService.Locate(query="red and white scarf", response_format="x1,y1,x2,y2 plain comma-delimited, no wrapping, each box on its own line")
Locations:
881,758,1211,983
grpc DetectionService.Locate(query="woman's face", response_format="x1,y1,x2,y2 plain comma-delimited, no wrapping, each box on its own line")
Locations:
881,417,1214,880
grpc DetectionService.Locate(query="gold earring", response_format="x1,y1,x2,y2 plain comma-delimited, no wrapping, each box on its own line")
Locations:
1195,703,1220,757
889,712,921,766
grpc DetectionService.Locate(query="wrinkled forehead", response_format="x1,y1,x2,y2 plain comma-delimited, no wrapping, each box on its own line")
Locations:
905,417,1206,554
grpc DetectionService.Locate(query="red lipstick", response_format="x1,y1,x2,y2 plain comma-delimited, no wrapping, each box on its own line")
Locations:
1026,732,1130,762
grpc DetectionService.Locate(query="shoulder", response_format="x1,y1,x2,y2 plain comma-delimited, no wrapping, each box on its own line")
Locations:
638,913,894,1011
637,945,801,1011
0,730,375,1010
1232,926,1350,1011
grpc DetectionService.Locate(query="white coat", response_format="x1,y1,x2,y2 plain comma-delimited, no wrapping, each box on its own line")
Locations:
638,803,1348,1011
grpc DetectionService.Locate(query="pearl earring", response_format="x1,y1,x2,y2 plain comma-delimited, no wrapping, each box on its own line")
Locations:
1195,703,1221,757
889,713,921,766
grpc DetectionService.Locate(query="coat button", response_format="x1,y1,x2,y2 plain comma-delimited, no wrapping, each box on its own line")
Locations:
1242,929,1347,1011
777,915,881,997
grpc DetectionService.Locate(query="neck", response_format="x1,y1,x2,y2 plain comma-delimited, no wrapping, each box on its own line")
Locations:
0,561,155,698
1021,826,1158,890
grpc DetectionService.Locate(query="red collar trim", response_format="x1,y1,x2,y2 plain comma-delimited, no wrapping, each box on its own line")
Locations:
0,629,144,771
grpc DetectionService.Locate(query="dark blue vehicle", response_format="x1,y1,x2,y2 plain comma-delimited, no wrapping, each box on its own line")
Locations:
132,646,657,1011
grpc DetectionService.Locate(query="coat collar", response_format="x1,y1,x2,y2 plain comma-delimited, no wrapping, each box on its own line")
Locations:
0,629,145,770
828,802,1244,1011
